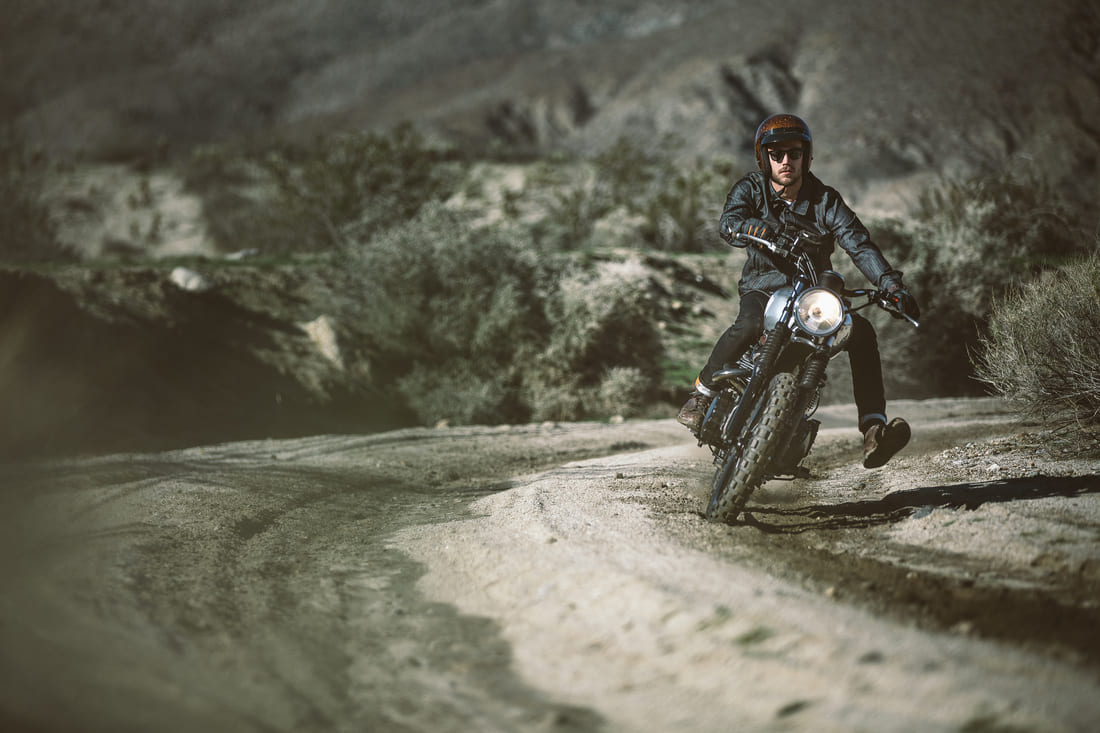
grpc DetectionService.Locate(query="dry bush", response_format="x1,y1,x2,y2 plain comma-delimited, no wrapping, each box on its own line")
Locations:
973,252,1100,428
865,169,1092,398
597,366,649,417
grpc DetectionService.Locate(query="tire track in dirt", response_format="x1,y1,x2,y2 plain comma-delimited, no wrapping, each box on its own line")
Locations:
656,416,1100,672
399,414,1100,731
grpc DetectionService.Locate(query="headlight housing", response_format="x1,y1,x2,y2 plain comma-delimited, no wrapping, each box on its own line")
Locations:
794,287,845,336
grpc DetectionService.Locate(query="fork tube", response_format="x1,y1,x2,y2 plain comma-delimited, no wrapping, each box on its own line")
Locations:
721,323,789,442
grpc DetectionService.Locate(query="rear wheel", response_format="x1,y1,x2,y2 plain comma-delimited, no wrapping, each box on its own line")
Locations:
705,372,798,523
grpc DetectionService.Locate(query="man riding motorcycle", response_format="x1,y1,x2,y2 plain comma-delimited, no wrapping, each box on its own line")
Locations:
677,113,920,469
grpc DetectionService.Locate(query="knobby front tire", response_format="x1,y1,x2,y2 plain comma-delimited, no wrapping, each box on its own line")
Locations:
705,371,798,524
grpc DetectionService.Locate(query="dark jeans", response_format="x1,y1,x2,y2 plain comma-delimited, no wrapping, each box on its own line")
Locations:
698,290,887,431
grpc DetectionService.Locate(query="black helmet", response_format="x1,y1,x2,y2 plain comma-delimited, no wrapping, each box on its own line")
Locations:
754,113,813,178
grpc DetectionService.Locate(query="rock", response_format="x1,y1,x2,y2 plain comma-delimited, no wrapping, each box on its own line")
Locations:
168,267,212,292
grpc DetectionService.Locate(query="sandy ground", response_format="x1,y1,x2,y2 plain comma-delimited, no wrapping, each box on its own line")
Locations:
1,397,1098,732
396,398,1100,732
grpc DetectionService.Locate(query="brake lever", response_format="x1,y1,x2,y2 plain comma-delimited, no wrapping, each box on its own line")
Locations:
845,288,920,327
731,230,793,259
896,310,920,328
876,293,920,328
732,231,774,250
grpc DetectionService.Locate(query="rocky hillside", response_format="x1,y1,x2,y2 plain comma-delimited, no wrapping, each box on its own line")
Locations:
0,264,402,457
5,0,1099,213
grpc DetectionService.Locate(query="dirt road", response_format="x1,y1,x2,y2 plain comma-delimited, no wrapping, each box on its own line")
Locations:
1,397,1098,732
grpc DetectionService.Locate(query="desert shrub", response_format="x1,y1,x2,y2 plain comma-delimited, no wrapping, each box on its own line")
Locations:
593,136,659,208
597,366,649,417
0,130,71,263
972,252,1100,428
183,125,462,254
908,169,1084,304
605,138,730,254
347,205,543,423
521,137,730,254
638,163,722,253
540,257,661,375
865,169,1092,398
347,205,664,425
266,124,460,251
533,180,611,251
178,143,277,255
525,257,663,420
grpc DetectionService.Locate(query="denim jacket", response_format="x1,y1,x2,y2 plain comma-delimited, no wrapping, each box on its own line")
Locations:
718,170,902,296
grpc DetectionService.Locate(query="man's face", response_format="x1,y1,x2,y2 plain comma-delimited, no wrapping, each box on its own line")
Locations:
765,142,804,188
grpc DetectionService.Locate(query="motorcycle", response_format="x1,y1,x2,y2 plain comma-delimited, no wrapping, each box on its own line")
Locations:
699,218,918,524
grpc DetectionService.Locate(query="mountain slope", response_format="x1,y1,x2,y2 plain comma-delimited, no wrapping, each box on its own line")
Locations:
5,0,1098,212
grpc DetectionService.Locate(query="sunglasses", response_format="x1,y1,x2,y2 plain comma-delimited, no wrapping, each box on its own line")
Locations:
766,148,804,162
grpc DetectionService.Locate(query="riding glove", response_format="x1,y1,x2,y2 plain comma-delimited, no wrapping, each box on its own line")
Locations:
886,283,920,320
738,217,781,241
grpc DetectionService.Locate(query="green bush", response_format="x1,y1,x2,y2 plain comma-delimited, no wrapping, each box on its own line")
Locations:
972,252,1100,428
346,205,664,425
526,256,663,420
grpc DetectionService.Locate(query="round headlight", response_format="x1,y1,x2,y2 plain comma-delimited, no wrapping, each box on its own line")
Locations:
794,288,845,336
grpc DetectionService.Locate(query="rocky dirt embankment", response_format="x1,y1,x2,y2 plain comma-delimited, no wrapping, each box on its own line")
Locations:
0,265,401,458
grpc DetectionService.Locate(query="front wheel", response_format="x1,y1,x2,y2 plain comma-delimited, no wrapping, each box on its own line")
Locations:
705,371,798,523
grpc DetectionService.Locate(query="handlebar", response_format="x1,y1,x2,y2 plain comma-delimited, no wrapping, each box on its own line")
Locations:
730,228,919,327
730,226,821,255
846,288,920,328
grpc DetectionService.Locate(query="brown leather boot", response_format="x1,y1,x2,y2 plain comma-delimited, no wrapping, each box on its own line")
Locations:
676,392,712,433
862,417,911,469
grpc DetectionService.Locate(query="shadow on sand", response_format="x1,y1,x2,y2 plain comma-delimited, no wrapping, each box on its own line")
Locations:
743,474,1100,533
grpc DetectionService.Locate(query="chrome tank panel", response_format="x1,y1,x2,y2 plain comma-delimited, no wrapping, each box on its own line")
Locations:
762,286,793,331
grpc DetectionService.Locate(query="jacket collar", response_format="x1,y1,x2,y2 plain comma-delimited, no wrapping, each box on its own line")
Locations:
761,170,821,216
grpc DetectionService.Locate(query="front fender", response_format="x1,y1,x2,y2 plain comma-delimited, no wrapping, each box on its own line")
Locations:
774,340,816,373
